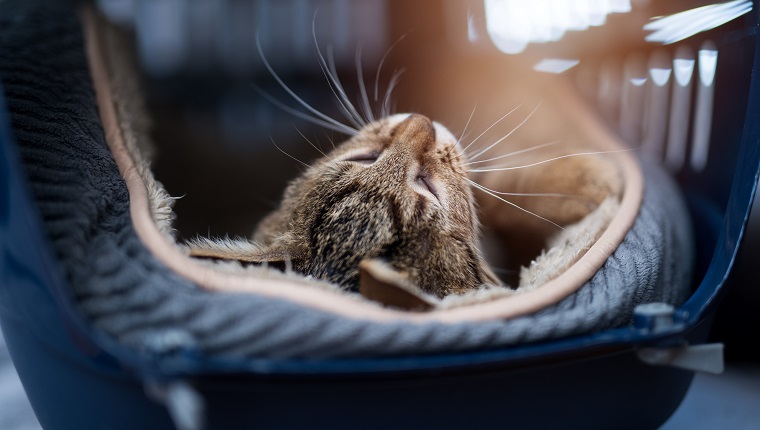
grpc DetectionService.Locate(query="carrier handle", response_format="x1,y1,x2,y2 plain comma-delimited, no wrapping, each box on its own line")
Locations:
145,380,206,430
637,343,725,375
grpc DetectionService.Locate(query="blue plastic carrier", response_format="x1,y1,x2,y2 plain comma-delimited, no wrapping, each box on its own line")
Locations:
1,1,759,429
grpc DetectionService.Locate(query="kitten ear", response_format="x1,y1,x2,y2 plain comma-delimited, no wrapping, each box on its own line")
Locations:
358,259,438,311
186,237,304,268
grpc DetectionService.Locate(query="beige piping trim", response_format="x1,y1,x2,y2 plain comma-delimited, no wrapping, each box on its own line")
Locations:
83,9,643,324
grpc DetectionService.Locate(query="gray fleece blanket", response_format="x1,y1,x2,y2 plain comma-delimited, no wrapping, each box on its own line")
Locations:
0,1,694,359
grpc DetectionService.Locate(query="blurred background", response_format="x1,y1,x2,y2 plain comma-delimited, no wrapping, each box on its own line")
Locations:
2,0,760,428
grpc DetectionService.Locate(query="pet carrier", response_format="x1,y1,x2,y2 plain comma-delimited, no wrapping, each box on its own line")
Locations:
1,0,758,429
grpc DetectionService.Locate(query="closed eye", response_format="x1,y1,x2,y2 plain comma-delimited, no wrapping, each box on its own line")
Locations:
416,173,440,201
345,151,380,165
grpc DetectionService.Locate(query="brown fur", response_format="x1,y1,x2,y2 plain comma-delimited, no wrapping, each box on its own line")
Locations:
189,113,500,298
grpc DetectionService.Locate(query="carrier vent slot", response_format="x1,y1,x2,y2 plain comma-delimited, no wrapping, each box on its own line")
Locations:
580,41,719,174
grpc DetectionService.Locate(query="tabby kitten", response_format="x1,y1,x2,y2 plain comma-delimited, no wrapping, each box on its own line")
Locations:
189,113,500,298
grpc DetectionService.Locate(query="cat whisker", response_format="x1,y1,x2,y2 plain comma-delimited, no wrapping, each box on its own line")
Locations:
467,149,634,173
254,32,358,136
355,43,375,123
328,45,369,127
293,125,327,157
269,135,311,169
251,84,356,135
462,140,562,166
460,104,521,157
320,53,363,129
374,33,407,102
452,105,477,160
310,15,365,129
465,184,598,207
468,102,542,162
475,189,588,200
466,179,564,230
323,131,337,149
382,68,405,118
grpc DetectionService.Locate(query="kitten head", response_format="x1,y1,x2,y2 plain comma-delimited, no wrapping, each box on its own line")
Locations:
252,113,499,298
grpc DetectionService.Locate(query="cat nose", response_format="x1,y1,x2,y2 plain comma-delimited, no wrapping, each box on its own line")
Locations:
391,114,436,156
